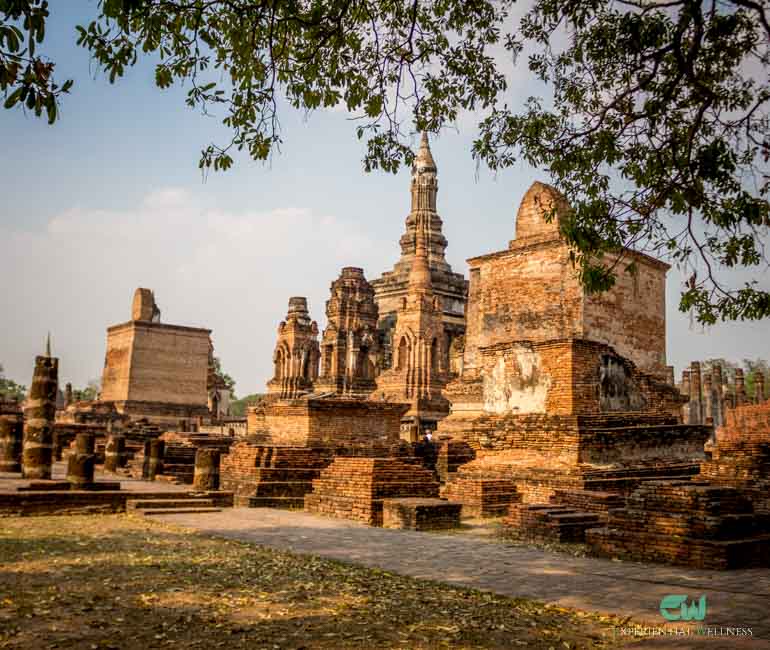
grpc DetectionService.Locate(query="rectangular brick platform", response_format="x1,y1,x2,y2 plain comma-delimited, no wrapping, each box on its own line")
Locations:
442,474,520,518
382,498,462,531
586,481,770,569
305,457,440,526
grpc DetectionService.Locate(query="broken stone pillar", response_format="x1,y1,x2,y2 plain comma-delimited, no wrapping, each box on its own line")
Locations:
689,361,702,424
64,382,73,407
680,369,691,423
141,439,152,479
22,355,58,479
193,448,221,491
0,415,23,472
146,439,165,481
735,368,747,406
66,432,95,488
703,372,714,427
104,434,126,472
755,372,766,404
712,364,725,427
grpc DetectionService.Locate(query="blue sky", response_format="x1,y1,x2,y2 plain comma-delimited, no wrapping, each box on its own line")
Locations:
1,1,768,395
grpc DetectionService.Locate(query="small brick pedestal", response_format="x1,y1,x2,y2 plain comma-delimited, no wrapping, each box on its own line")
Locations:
382,498,461,530
66,433,96,488
305,457,440,526
104,434,127,472
0,415,23,472
193,448,221,491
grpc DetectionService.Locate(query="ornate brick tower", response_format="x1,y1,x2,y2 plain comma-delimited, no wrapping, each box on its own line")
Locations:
316,267,381,398
375,216,449,432
371,133,467,368
267,297,320,399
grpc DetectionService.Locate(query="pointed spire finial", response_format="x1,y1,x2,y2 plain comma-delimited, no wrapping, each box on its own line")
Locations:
45,332,51,357
414,131,437,172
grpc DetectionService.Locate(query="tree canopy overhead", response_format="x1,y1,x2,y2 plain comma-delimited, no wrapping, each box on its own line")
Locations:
2,0,769,325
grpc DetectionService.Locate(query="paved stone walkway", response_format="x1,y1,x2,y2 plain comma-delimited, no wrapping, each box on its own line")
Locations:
158,507,770,648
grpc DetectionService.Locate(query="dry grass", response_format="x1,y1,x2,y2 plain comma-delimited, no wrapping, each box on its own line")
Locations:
0,514,635,649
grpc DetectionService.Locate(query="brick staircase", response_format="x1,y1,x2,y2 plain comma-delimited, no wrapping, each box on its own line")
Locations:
503,488,625,543
587,480,770,569
221,444,332,508
126,497,223,516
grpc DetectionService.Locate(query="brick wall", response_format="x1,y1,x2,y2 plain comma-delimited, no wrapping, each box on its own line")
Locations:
101,321,211,407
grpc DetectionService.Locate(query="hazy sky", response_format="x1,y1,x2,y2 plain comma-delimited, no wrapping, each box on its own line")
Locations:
1,2,768,396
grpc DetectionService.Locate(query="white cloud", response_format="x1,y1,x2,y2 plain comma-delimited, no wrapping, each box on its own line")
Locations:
0,188,380,395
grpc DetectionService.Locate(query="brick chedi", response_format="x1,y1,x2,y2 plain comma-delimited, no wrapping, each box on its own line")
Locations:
371,133,467,369
375,215,450,434
315,267,381,398
22,344,59,480
267,297,320,399
99,288,212,425
437,182,705,520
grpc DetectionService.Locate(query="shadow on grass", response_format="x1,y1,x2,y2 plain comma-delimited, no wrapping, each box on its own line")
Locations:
0,515,627,649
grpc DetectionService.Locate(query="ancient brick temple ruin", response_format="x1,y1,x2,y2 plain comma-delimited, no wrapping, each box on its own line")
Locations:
436,181,705,517
371,132,468,369
226,133,468,515
228,135,768,542
98,288,213,424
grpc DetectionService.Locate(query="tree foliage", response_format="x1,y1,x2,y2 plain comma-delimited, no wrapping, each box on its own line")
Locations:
0,0,72,122
475,0,770,325
229,393,266,417
76,0,507,173
212,356,236,397
0,362,26,402
1,0,769,324
72,378,100,402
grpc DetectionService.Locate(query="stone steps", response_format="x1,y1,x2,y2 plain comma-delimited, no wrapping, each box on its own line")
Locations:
126,498,217,510
127,497,222,517
246,496,305,509
504,503,603,543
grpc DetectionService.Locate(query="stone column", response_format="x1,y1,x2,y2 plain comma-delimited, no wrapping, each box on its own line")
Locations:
66,432,95,488
104,434,126,472
146,439,165,481
0,415,23,472
22,355,58,479
193,448,221,491
735,368,747,406
689,361,702,424
755,372,765,404
703,371,714,427
141,439,152,479
712,364,725,427
64,383,73,407
680,369,691,423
